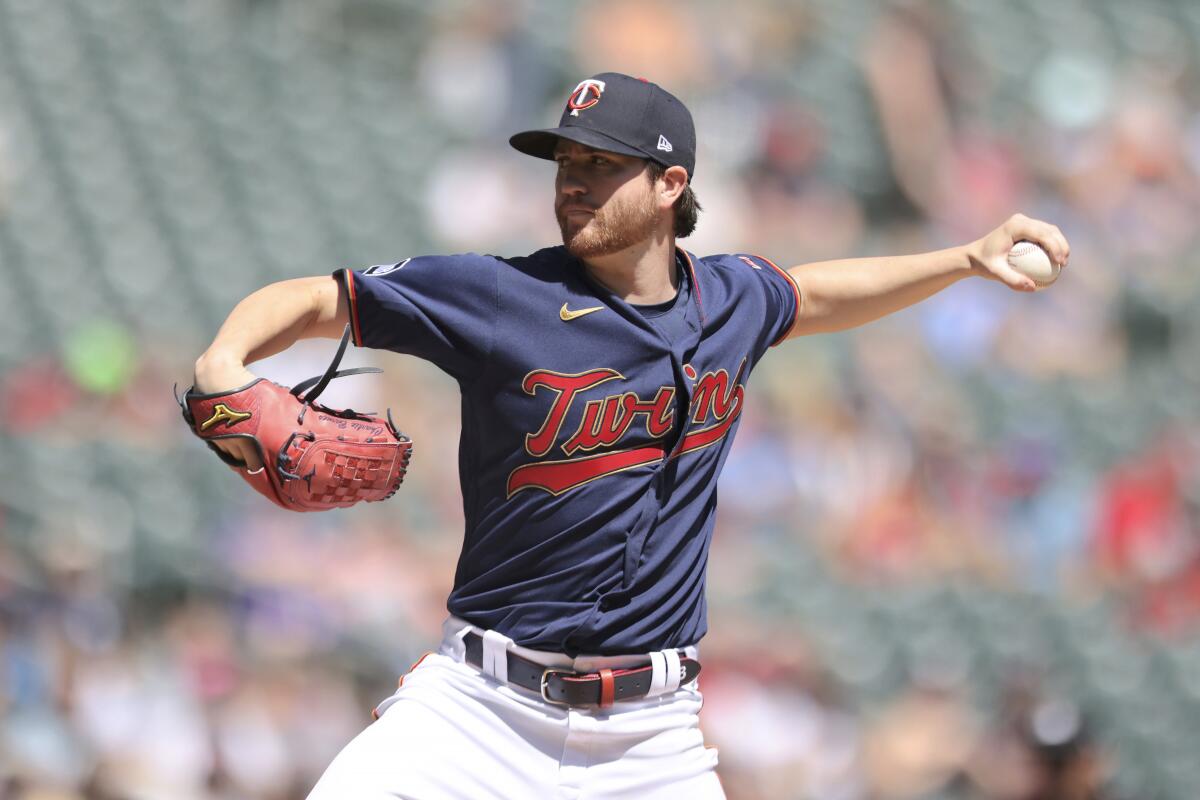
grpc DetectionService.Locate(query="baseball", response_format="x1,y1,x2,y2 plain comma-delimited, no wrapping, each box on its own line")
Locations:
1007,240,1060,287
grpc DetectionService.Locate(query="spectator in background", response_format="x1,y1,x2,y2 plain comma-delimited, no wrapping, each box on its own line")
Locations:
968,678,1113,800
1093,427,1200,636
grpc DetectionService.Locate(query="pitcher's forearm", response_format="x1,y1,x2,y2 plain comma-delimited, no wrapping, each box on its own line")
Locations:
786,245,973,336
196,277,347,376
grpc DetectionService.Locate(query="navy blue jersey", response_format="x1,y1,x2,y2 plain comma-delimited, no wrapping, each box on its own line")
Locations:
335,246,800,655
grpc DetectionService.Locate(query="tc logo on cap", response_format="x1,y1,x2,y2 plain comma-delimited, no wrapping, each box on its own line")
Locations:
567,79,606,116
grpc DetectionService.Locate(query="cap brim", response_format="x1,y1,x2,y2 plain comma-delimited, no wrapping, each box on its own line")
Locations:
509,126,648,162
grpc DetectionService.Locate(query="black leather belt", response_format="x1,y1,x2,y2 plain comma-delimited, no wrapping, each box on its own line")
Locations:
463,631,701,708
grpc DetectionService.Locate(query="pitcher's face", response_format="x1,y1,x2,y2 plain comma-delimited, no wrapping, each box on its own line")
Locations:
553,141,661,259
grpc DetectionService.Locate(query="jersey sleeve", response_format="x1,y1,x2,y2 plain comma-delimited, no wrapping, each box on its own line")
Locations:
732,253,802,356
334,254,499,383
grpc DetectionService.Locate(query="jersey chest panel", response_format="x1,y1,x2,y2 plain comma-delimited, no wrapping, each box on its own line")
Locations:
478,283,752,502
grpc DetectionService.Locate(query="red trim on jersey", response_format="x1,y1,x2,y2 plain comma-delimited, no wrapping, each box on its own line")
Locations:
751,254,801,346
507,443,667,497
678,247,704,323
343,268,363,347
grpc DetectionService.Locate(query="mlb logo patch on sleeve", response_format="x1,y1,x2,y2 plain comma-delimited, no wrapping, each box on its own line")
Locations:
364,259,411,276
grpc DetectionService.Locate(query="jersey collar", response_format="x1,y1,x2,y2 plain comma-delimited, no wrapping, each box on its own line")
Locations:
565,246,705,327
675,246,705,329
561,246,704,361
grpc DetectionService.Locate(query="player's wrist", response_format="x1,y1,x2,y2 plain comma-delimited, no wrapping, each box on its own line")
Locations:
961,240,989,278
193,349,253,393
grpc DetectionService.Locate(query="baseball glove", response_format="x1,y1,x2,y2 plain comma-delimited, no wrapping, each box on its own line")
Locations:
177,325,412,512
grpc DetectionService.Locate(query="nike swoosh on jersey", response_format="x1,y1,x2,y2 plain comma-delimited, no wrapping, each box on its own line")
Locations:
559,303,605,321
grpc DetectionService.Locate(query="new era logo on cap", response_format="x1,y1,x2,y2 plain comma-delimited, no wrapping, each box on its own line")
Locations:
508,72,697,180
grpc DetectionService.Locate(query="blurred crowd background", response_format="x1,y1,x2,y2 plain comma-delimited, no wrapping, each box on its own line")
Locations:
2,0,1199,798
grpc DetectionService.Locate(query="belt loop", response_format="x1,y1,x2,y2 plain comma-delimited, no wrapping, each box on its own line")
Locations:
598,668,615,708
663,649,682,693
452,624,472,660
481,629,512,683
648,650,668,697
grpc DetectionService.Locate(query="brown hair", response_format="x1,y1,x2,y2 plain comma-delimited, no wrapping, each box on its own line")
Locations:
646,161,702,238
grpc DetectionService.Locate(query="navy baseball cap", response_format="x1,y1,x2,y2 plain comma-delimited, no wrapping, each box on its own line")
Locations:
510,72,696,180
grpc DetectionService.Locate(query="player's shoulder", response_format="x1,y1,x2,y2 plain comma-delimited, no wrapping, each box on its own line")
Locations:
493,245,574,276
484,246,583,293
359,251,497,276
693,251,787,276
356,248,571,291
689,250,792,296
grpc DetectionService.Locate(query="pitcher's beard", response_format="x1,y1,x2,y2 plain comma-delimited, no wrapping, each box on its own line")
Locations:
559,192,659,259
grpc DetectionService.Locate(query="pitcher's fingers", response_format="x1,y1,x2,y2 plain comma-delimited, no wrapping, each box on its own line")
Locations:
1040,222,1070,266
991,258,1038,292
216,438,263,471
1008,215,1069,266
235,441,264,471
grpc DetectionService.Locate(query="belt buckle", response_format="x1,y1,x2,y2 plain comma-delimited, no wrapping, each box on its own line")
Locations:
540,667,575,706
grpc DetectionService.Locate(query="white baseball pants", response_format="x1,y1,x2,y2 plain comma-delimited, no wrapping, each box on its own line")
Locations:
307,617,724,799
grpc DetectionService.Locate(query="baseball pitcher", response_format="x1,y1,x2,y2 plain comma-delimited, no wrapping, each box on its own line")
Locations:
185,72,1070,798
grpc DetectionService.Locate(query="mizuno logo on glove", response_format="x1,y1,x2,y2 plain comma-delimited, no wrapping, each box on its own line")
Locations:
201,403,252,431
